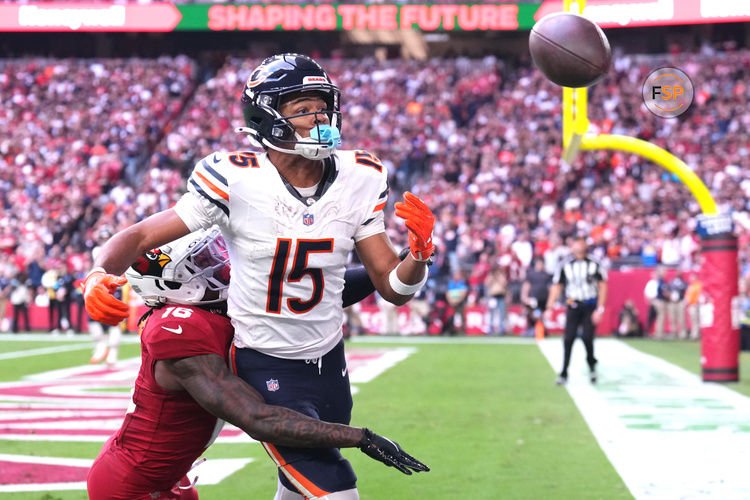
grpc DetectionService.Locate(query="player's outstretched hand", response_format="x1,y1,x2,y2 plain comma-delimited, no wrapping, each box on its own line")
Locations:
394,192,435,262
358,428,430,475
83,269,128,326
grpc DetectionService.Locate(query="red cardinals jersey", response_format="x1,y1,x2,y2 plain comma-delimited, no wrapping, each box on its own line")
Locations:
91,305,233,494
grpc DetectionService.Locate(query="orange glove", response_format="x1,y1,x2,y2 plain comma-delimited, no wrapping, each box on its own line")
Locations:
394,192,435,262
83,268,128,326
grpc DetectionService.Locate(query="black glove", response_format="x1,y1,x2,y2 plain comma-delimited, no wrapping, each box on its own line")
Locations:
358,428,430,475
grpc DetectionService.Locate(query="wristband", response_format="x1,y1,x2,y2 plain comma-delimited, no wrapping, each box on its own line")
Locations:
596,306,605,313
388,265,428,296
83,267,106,291
85,267,106,281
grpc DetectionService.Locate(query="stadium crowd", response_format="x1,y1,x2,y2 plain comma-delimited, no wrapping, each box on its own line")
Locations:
2,45,750,334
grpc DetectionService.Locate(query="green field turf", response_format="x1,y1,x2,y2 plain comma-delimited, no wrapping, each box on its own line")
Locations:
0,337,634,500
624,338,750,398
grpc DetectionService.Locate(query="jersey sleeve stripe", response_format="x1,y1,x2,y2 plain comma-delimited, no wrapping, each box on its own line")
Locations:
189,179,230,217
201,159,229,186
195,171,229,201
378,187,389,199
362,216,376,226
372,201,386,213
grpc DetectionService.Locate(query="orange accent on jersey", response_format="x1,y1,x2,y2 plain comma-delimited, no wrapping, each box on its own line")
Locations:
195,171,229,201
263,443,332,499
229,344,238,376
373,201,386,213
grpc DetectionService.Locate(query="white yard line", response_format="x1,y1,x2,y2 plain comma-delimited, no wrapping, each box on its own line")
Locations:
0,344,92,360
539,338,750,500
0,455,253,492
350,335,535,345
0,333,140,342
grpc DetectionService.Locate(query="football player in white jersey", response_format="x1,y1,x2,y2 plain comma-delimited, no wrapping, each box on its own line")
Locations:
84,53,435,499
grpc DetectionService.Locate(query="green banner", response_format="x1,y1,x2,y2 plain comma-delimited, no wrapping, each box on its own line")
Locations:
176,3,541,31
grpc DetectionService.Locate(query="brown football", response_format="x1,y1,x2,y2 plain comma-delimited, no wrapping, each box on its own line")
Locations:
529,12,611,88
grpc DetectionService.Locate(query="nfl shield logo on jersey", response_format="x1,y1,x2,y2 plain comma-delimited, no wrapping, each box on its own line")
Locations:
266,379,280,392
303,213,314,226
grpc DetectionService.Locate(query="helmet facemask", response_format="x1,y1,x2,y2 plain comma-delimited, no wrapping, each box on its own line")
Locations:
125,227,231,307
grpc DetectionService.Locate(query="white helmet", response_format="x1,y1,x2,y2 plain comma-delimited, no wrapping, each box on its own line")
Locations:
125,227,230,307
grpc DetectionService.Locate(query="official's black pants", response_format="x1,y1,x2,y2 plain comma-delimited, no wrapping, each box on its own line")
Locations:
560,302,597,377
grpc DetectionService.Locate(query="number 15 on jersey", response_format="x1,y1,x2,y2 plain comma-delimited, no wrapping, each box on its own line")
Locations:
266,238,334,315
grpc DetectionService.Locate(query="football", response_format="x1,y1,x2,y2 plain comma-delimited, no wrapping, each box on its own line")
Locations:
529,12,612,88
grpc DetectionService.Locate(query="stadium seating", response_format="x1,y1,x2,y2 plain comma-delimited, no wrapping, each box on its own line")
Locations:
2,48,749,333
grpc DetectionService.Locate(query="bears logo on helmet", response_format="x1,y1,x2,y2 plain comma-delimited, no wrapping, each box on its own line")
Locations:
131,250,172,277
246,63,274,89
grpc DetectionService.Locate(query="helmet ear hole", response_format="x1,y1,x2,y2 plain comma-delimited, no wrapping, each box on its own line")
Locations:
164,281,181,290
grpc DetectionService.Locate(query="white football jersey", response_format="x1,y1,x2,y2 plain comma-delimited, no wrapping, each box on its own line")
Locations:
173,149,388,359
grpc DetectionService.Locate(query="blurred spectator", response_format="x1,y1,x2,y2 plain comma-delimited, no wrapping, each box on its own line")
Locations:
484,263,508,335
521,258,551,336
645,267,668,340
9,272,31,333
616,300,643,337
0,268,9,331
668,272,688,340
377,294,400,335
446,270,469,335
685,272,702,340
740,277,750,351
41,264,63,334
89,320,122,366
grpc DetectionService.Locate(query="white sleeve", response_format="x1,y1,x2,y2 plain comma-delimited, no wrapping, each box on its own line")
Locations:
353,155,388,242
354,210,385,242
173,191,226,232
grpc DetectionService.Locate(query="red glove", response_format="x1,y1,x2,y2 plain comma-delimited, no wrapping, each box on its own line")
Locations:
394,192,435,262
83,269,128,326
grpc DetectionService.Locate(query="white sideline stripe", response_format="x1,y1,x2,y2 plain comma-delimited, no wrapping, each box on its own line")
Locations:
349,336,534,345
0,344,92,360
538,338,750,500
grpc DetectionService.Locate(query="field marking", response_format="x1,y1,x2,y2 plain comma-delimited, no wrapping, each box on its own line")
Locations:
539,338,750,500
0,333,140,343
0,344,93,361
348,347,416,384
0,454,253,492
0,481,88,493
350,336,535,345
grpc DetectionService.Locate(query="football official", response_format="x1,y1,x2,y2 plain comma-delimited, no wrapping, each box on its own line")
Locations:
545,237,608,385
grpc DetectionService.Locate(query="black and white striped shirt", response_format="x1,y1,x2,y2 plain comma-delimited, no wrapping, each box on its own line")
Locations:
552,256,607,302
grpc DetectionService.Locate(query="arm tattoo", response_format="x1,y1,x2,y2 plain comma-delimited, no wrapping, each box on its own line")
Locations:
165,354,363,448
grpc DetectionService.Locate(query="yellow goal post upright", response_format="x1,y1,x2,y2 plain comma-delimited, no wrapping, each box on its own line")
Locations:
561,0,716,214
559,0,740,382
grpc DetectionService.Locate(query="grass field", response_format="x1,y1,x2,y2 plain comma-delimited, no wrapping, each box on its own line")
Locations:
5,334,747,500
